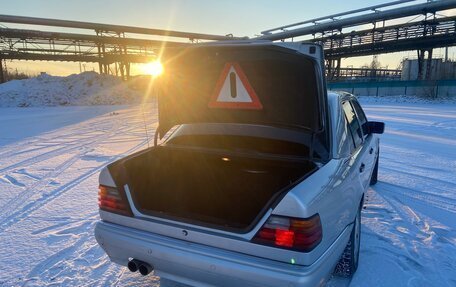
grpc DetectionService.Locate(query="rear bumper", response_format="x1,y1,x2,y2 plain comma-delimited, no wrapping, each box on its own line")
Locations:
95,221,351,287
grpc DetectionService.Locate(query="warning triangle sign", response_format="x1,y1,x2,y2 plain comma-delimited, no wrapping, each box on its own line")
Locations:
208,62,263,110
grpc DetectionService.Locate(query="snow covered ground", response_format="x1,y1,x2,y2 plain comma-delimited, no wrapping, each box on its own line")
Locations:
0,100,455,286
0,72,143,107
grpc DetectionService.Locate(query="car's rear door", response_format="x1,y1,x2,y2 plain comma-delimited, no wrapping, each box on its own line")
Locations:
351,99,377,186
342,100,371,189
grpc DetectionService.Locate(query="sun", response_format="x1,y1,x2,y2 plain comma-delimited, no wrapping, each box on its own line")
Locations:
142,60,163,77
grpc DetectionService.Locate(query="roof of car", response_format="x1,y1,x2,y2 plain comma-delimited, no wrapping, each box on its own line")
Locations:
328,90,356,102
327,91,340,100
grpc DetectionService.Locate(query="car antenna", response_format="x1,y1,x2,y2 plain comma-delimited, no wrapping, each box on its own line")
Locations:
141,104,150,148
154,126,159,146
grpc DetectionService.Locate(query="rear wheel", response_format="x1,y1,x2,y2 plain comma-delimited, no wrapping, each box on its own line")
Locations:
334,206,361,277
370,152,379,185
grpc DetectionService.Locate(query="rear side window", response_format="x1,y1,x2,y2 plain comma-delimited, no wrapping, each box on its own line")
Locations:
351,100,368,136
343,116,355,153
342,101,363,148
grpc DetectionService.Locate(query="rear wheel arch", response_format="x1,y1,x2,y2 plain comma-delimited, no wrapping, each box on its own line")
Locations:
334,203,362,277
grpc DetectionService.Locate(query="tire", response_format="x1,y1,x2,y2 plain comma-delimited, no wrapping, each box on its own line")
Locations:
370,152,379,185
334,206,361,277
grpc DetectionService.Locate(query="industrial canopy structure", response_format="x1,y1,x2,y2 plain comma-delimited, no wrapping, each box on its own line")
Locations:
1,0,456,82
0,15,245,82
258,0,456,80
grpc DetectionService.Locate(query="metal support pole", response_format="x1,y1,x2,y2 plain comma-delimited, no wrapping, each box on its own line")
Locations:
328,59,334,80
98,61,103,74
325,59,331,80
0,58,5,83
126,62,130,80
425,49,433,80
417,49,425,80
96,44,103,74
119,62,124,80
78,43,82,73
335,58,341,79
101,44,107,74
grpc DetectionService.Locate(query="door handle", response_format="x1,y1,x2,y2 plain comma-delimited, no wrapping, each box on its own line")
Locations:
369,147,374,154
359,163,365,173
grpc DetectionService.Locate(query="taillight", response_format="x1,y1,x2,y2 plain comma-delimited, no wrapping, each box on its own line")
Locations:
98,185,132,216
252,214,322,252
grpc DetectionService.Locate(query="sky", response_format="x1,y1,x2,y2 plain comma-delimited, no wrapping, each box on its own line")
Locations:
1,0,455,76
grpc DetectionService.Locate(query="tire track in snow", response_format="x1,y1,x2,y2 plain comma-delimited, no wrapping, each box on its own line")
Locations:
0,109,148,170
368,184,456,285
0,127,112,175
381,166,456,191
0,134,148,232
357,188,435,286
0,146,95,221
18,137,156,285
0,174,26,187
23,218,111,287
378,181,456,214
21,213,123,286
0,108,154,230
0,161,106,232
0,105,162,287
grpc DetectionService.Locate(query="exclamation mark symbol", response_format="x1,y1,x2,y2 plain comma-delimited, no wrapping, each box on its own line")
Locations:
230,72,237,98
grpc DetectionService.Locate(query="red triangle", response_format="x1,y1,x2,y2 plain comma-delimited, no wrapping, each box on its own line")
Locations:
208,62,263,110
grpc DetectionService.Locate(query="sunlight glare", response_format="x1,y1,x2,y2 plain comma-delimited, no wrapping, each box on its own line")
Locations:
143,60,163,77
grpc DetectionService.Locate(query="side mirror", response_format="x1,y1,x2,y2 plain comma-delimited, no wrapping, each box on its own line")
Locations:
365,121,385,134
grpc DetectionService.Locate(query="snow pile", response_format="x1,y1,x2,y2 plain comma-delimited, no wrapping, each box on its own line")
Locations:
0,72,144,107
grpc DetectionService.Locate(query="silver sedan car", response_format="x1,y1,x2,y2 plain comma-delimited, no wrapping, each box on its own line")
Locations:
95,41,384,286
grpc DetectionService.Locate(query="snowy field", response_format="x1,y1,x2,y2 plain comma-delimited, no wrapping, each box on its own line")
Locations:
0,100,455,286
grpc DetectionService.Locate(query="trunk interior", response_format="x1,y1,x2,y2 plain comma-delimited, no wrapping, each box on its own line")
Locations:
118,146,317,232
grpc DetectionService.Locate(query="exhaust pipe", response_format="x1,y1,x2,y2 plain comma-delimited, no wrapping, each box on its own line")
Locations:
127,259,142,272
139,262,154,276
127,259,154,276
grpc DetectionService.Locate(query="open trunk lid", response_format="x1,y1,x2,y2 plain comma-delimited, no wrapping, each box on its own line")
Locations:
158,42,330,161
